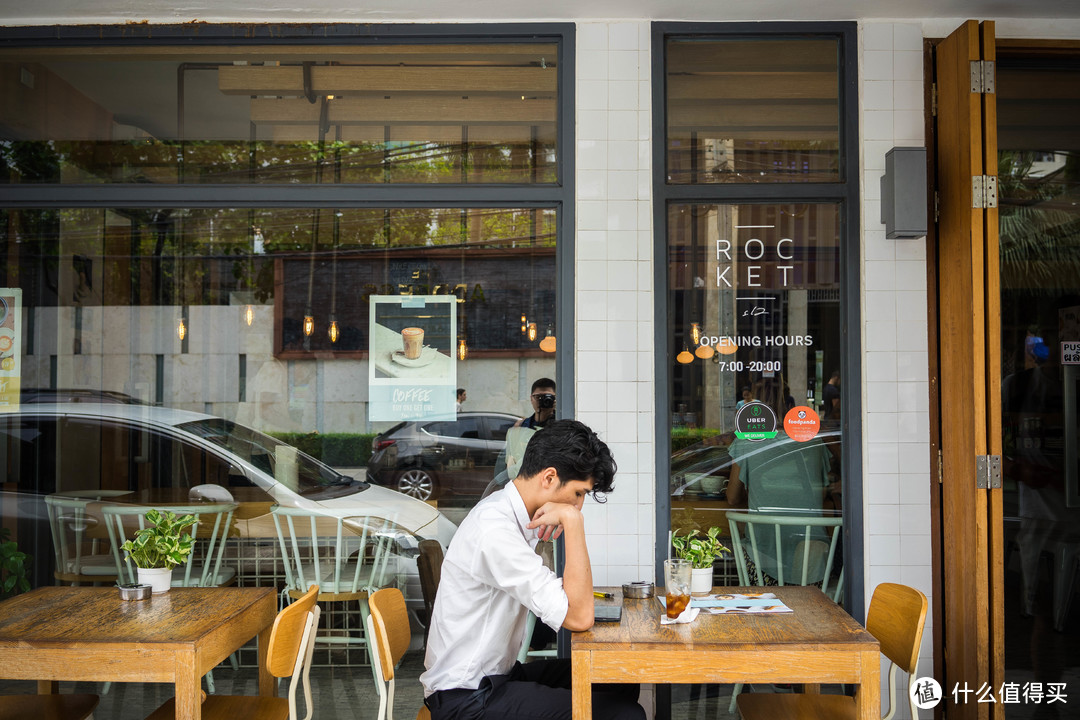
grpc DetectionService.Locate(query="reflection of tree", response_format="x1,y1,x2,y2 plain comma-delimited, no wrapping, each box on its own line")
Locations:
999,151,1080,293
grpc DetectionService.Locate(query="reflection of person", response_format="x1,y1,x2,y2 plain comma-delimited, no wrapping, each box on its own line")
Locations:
514,378,556,430
822,371,841,420
735,386,754,410
456,388,467,412
725,432,834,584
422,420,644,720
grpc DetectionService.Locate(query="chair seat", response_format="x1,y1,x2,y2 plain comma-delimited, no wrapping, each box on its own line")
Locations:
77,554,121,576
0,693,99,720
290,563,378,596
174,565,237,587
147,695,290,720
736,689,856,720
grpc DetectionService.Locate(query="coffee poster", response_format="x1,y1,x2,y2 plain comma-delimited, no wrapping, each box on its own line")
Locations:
0,288,20,410
368,295,456,421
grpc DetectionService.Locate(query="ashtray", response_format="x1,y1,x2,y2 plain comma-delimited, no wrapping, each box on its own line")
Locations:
118,583,152,601
622,581,654,599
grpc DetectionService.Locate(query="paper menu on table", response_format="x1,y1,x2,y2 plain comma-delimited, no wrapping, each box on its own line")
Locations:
695,592,793,614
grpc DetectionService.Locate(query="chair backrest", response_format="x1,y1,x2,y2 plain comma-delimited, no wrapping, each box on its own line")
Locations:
866,582,928,720
417,539,444,630
272,505,395,597
727,511,844,603
102,502,238,587
366,587,412,720
45,490,129,581
266,584,321,720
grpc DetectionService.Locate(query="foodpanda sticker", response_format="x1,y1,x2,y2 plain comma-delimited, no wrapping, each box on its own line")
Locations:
784,406,820,442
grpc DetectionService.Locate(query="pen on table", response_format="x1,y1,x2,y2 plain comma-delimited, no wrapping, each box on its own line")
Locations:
594,591,613,599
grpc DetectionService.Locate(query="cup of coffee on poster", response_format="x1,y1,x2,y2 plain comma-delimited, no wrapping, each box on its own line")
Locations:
401,327,424,359
664,558,692,619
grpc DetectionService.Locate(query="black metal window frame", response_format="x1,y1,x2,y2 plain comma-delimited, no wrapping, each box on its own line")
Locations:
650,21,864,617
0,22,578,413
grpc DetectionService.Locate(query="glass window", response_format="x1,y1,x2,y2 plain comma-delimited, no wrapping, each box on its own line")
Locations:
0,43,559,185
665,37,842,184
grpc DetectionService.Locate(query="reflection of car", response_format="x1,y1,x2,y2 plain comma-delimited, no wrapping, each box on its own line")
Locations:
0,403,457,609
19,387,148,404
671,430,842,498
367,412,521,501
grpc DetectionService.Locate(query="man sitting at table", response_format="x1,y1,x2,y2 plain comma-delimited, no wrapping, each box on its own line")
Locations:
421,419,645,720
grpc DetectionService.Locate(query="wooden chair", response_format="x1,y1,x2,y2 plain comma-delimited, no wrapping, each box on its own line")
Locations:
0,693,99,720
736,582,928,720
366,587,418,720
272,505,395,683
145,585,322,720
416,538,444,640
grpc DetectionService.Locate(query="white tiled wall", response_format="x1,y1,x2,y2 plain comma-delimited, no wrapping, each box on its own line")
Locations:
860,21,934,718
574,21,656,586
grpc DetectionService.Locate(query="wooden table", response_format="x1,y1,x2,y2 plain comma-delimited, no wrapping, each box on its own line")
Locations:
0,586,277,720
571,586,880,720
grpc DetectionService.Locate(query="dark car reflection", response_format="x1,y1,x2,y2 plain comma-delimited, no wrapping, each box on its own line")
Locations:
367,412,521,501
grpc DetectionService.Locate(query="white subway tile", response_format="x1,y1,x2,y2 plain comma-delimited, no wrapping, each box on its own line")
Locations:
894,80,924,111
899,533,932,565
894,24,924,53
895,261,928,291
862,51,893,81
577,169,607,200
578,380,608,411
608,80,638,111
894,51,924,82
895,322,928,352
607,201,639,231
867,380,900,412
577,139,608,172
577,229,608,262
578,79,609,110
865,320,899,352
867,412,899,443
897,411,930,444
864,260,897,291
607,170,638,201
862,23,894,52
894,110,925,144
867,473,901,504
867,504,901,535
609,23,639,51
577,320,609,352
897,444,930,475
577,23,608,52
897,381,929,413
578,109,608,141
893,237,926,261
866,290,898,322
863,81,894,111
898,474,930,505
608,110,639,142
867,442,901,474
608,535,639,565
577,200,608,232
606,229,639,262
608,141,641,171
610,51,639,81
869,534,902,565
866,351,899,382
577,290,608,321
577,49,609,80
899,504,932,536
896,351,927,382
862,110,895,141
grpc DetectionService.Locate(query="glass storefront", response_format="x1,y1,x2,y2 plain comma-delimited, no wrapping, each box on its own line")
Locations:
658,26,856,599
0,30,569,674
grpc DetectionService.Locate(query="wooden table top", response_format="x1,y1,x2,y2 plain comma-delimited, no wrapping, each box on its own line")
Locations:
574,585,876,652
0,586,276,647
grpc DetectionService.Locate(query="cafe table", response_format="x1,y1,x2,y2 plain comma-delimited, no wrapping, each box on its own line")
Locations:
0,586,277,720
572,585,880,720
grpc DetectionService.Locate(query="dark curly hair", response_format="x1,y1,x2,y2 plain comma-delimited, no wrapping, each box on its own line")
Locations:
517,419,616,501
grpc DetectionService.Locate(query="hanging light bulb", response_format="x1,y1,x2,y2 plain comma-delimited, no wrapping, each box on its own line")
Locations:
177,317,187,341
690,322,701,346
527,322,537,342
328,318,340,343
520,314,527,334
677,347,694,364
303,314,315,337
695,344,715,359
244,304,255,327
457,337,469,361
539,325,556,353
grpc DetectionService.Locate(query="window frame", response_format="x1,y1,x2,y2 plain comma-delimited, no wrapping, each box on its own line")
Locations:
651,21,864,615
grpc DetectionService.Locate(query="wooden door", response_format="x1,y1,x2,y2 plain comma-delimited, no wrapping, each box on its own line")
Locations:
932,19,1004,720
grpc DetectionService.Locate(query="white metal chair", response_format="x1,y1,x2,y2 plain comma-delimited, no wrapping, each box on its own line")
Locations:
726,511,844,711
44,490,131,585
516,611,559,664
272,505,396,683
103,502,239,589
103,502,240,693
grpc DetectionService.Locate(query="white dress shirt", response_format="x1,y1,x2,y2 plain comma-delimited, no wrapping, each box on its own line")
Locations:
421,481,568,696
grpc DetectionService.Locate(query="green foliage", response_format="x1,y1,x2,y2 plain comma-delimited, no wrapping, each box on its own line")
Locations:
671,527,730,570
0,527,31,599
120,509,196,570
671,427,725,453
268,432,376,467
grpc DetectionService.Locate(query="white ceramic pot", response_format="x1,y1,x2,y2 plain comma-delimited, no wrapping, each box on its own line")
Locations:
137,566,174,594
690,566,713,596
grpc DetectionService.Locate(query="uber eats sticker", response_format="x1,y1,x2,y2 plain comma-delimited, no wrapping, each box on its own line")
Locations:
734,401,778,441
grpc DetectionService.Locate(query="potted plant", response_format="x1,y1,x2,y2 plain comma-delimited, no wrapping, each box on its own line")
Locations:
672,527,730,595
0,527,31,600
120,508,197,593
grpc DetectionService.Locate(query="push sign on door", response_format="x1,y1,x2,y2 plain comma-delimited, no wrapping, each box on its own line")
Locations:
1062,341,1080,364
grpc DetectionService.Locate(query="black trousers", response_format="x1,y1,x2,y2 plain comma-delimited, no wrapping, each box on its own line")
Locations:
426,659,645,720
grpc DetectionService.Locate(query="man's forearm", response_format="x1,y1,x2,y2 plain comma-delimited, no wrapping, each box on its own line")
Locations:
560,515,595,631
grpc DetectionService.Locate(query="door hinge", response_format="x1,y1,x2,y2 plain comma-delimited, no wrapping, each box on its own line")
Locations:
970,60,996,93
938,448,943,484
976,454,1002,489
972,175,998,208
934,191,940,223
931,82,937,117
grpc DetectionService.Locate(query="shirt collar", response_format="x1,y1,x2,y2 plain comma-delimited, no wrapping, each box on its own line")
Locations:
504,479,539,549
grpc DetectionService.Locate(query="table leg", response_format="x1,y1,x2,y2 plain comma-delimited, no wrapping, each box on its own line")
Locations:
37,680,58,694
571,650,591,720
258,622,274,696
854,650,881,720
175,649,202,720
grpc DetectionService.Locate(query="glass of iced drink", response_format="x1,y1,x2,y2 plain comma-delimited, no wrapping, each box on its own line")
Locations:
664,558,692,619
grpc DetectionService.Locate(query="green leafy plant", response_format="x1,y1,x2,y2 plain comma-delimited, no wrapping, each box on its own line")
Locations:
120,509,197,570
671,527,730,570
0,527,31,599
